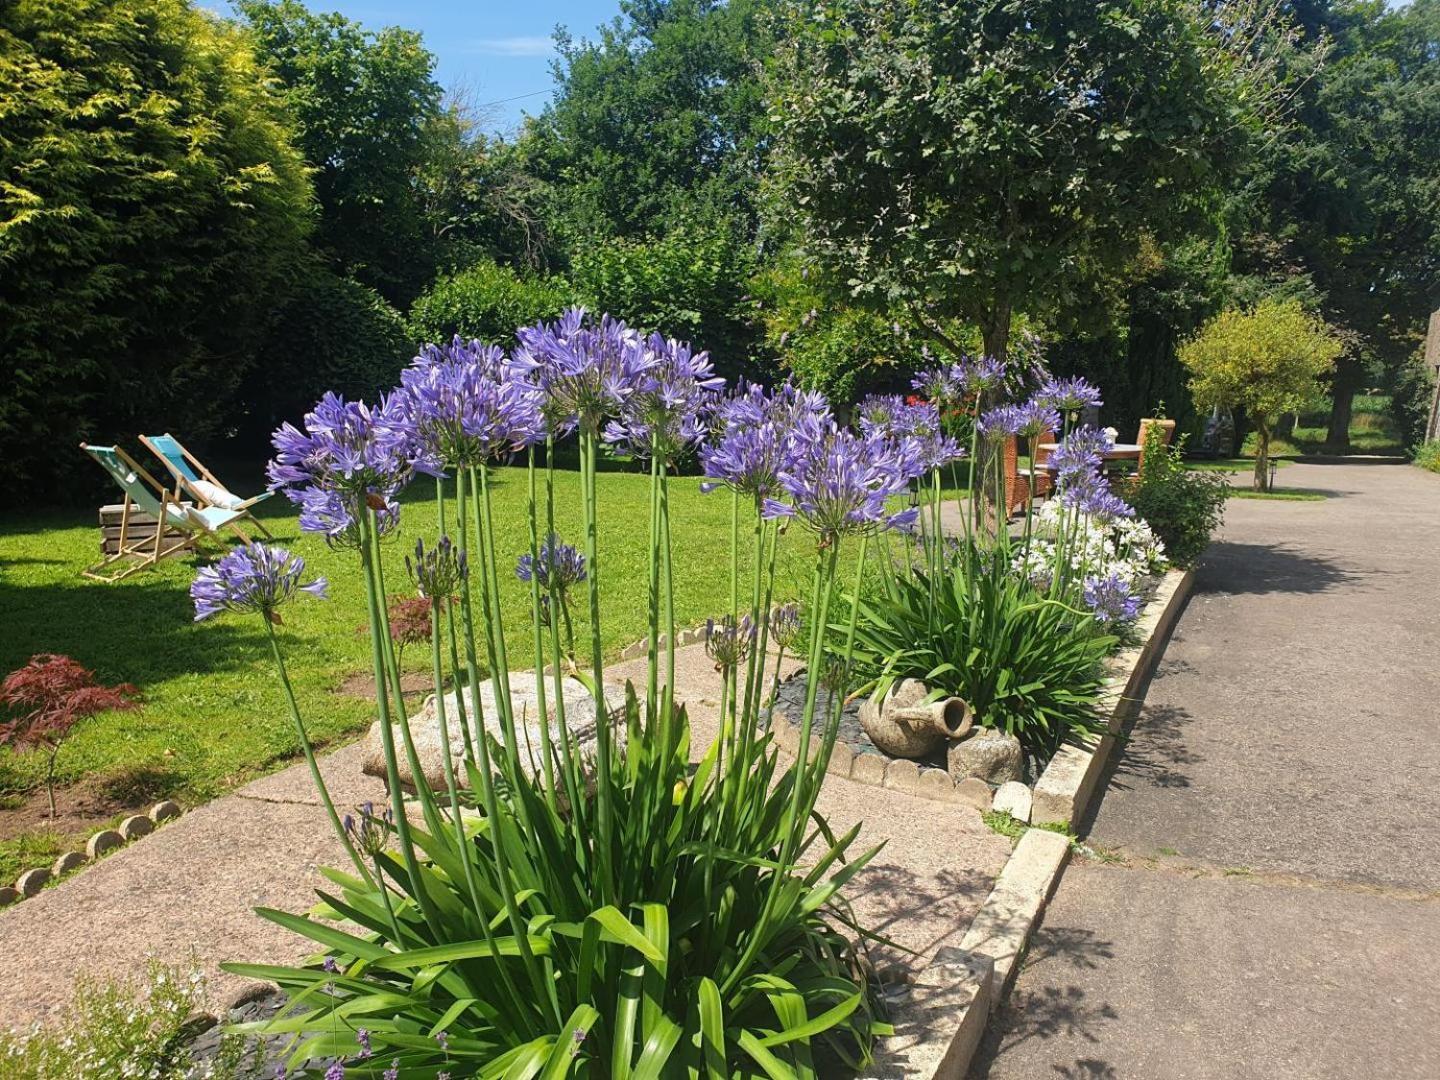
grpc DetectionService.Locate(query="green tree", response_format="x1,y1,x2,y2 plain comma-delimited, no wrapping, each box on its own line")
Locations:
237,0,444,304
1180,297,1342,489
765,0,1275,364
522,0,772,243
0,0,311,493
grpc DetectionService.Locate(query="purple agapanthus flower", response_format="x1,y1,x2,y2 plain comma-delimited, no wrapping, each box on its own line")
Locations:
857,395,962,471
511,308,656,434
977,404,1027,439
1062,479,1135,522
700,381,831,500
603,332,723,462
396,337,543,467
1035,376,1103,414
516,534,587,592
1083,573,1142,624
911,355,1006,405
762,422,925,543
1049,425,1115,478
407,536,468,599
191,544,327,623
1016,400,1062,439
268,392,425,544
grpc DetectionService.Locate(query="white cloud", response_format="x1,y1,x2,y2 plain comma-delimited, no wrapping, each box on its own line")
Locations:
466,36,554,57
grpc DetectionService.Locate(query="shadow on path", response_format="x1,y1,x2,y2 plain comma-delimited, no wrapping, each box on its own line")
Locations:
1197,541,1356,596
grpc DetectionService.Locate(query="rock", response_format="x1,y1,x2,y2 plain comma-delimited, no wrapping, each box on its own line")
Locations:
15,867,50,897
992,781,1033,823
150,800,182,823
52,851,86,877
825,742,855,778
86,829,124,860
916,767,955,801
948,728,1023,785
953,777,993,812
0,887,19,907
361,674,628,791
119,814,153,841
883,757,922,794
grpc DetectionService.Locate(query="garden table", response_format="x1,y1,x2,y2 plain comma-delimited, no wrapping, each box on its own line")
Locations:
1036,442,1143,461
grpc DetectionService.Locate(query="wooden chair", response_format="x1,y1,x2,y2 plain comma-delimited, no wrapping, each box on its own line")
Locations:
80,444,252,581
1135,418,1177,477
140,433,274,539
1015,428,1057,508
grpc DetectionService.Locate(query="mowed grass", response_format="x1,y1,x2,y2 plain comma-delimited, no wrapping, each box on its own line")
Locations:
0,464,849,873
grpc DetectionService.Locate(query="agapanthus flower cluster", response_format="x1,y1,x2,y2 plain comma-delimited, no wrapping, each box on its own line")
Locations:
1083,572,1143,625
705,614,755,672
406,536,467,600
910,355,1006,407
1016,400,1062,439
343,801,393,860
977,403,1028,439
769,603,803,651
268,393,422,545
1017,501,1166,592
515,534,587,593
700,381,831,500
511,308,655,433
763,421,925,543
857,395,961,471
603,332,723,462
190,544,327,623
395,337,543,467
1035,376,1103,415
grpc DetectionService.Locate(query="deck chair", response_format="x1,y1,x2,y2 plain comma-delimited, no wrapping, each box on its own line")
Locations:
80,444,252,582
140,433,274,539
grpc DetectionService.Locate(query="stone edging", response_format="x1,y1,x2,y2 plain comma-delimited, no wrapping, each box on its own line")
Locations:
865,564,1195,1079
0,800,183,908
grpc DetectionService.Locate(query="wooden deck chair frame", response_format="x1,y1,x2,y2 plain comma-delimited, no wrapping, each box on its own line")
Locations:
139,433,274,539
80,444,252,582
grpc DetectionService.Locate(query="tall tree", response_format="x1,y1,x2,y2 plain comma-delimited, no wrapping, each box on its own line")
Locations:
237,0,444,304
521,0,772,243
0,0,311,492
765,0,1283,364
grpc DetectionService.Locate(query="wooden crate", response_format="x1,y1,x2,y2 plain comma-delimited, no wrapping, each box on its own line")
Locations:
98,503,190,556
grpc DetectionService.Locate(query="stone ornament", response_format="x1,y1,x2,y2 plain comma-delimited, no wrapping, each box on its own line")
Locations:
858,678,972,759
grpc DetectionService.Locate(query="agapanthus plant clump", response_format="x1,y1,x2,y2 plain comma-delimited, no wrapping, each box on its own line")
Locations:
0,654,139,817
210,309,905,1077
838,365,1164,761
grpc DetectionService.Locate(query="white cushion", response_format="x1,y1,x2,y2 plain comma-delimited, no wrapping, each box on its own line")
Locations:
190,479,246,510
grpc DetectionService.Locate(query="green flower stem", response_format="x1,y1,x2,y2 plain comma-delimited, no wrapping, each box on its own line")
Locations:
524,448,556,806
428,598,487,920
543,437,588,858
358,514,441,931
646,439,662,708
263,619,371,887
659,457,677,702
578,428,615,905
437,476,474,763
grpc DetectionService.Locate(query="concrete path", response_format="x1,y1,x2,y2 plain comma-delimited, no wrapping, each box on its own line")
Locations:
972,461,1440,1079
1,643,1008,1024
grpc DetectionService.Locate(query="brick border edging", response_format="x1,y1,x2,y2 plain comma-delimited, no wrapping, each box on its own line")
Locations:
0,800,183,908
862,565,1195,1079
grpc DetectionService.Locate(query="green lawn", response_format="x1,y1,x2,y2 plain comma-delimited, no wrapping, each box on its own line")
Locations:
0,465,848,878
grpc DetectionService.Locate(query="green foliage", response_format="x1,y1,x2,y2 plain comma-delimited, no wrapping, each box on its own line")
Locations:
236,0,444,304
409,261,577,346
570,228,761,381
240,264,413,436
0,960,242,1079
1391,351,1437,450
1127,432,1230,567
1415,441,1440,475
523,0,772,242
1181,297,1343,487
0,0,311,494
841,547,1113,761
767,0,1257,358
751,257,932,405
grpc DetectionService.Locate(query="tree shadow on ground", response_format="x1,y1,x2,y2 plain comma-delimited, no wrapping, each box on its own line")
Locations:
843,860,999,973
967,926,1121,1078
1088,703,1204,816
1197,541,1356,597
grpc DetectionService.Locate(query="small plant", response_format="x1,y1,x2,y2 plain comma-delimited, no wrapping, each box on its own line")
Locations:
0,960,241,1080
0,655,139,818
1127,428,1230,567
385,595,432,670
1415,440,1440,475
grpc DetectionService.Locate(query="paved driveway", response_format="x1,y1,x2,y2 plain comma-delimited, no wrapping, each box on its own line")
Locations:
972,462,1440,1079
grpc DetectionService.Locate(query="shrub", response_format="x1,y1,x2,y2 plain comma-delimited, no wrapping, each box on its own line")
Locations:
0,960,242,1079
1127,428,1230,567
408,260,575,345
842,546,1114,763
1391,352,1436,450
1415,440,1440,474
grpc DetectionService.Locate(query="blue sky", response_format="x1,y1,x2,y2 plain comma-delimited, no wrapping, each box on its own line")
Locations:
220,2,624,134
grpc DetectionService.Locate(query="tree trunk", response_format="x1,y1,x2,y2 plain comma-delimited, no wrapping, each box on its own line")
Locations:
1253,423,1271,492
1327,359,1357,451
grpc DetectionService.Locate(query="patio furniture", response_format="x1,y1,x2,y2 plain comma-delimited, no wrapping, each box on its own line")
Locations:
1014,428,1057,507
1135,417,1177,477
80,444,251,581
140,433,274,539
